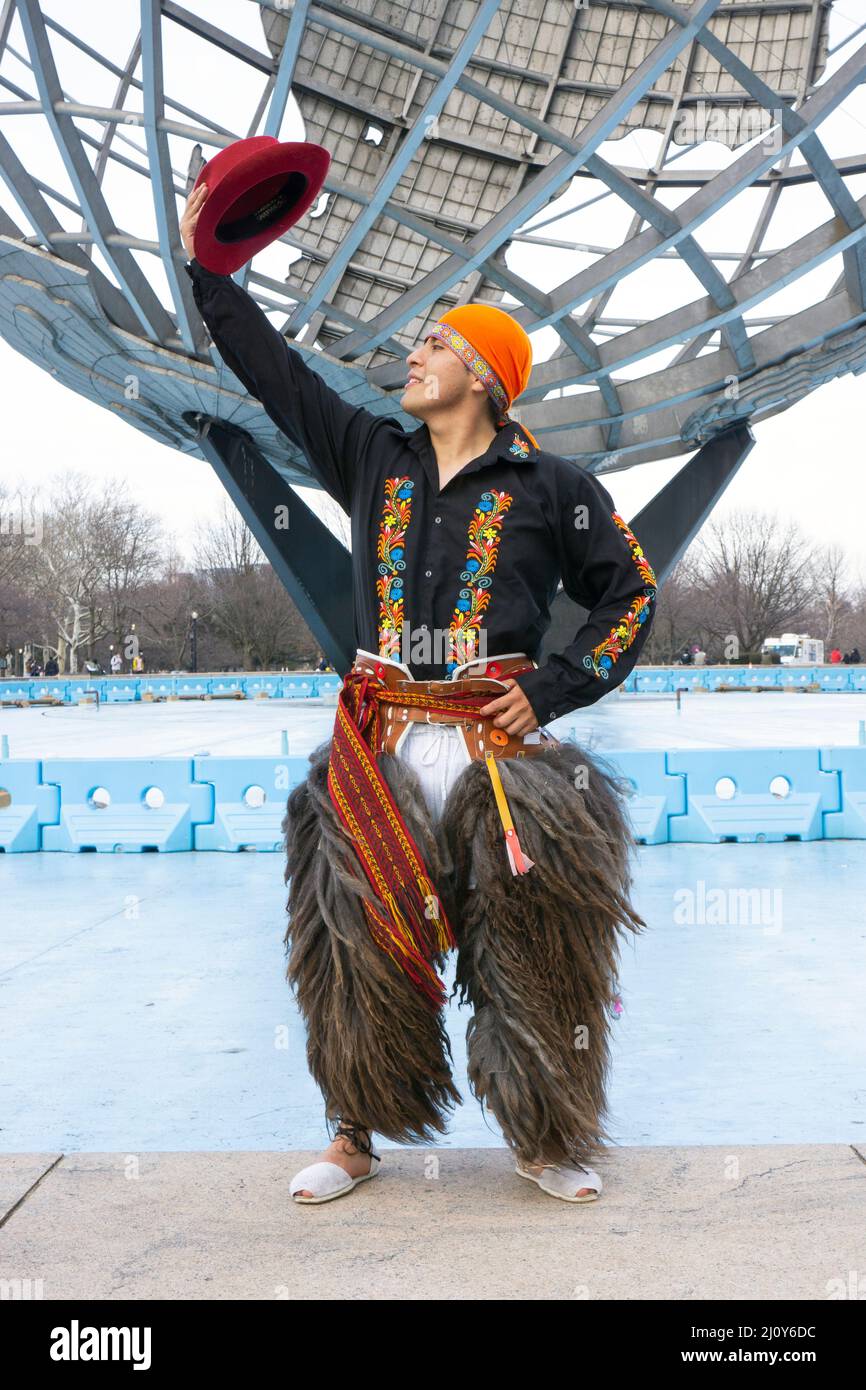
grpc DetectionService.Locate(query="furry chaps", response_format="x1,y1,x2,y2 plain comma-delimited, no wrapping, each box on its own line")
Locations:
282,736,646,1164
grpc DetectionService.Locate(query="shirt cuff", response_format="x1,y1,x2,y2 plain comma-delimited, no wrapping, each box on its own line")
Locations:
511,666,565,727
184,257,226,281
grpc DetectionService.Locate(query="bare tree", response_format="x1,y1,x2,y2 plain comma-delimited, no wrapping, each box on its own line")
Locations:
641,561,698,664
809,543,852,648
26,473,163,671
0,482,41,585
97,478,164,652
136,565,205,670
194,501,314,669
688,509,818,656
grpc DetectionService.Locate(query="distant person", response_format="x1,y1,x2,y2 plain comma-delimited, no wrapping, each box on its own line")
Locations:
44,656,59,677
110,652,123,675
829,647,842,664
0,652,6,679
679,647,693,665
131,652,145,673
27,658,42,677
4,650,13,678
83,658,102,676
851,647,861,665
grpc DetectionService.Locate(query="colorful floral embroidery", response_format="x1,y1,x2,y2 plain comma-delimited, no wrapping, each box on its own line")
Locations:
446,489,514,673
426,322,509,416
508,433,531,458
376,476,414,660
583,513,657,680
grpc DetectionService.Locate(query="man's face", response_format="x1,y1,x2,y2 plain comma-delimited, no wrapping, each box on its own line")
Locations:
401,334,483,420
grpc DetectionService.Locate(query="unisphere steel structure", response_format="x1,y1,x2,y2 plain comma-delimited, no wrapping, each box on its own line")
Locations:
1,0,865,669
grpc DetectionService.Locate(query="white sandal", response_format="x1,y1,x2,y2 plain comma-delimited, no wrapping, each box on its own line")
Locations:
515,1159,603,1203
291,1122,382,1205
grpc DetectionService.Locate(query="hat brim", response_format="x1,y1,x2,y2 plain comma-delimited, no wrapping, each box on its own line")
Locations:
193,142,330,275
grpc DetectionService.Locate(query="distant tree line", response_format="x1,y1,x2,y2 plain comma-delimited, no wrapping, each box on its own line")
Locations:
642,509,866,664
1,478,864,673
0,474,320,674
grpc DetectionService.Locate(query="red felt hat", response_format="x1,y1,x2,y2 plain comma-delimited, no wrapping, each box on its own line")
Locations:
191,136,330,274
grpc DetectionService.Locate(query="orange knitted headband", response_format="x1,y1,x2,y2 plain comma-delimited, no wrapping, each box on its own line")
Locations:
426,303,541,450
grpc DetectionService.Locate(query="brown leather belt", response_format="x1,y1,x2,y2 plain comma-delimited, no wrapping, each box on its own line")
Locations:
349,650,560,762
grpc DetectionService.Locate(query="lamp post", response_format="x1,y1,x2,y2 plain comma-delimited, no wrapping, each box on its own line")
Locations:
190,611,198,673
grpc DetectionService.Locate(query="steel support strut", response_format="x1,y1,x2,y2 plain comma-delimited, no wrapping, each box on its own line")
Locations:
538,424,756,665
189,414,356,675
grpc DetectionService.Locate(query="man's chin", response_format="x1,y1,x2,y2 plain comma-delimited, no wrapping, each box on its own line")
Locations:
400,396,425,421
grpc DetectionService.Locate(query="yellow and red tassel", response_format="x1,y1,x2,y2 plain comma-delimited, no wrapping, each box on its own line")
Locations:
484,751,535,876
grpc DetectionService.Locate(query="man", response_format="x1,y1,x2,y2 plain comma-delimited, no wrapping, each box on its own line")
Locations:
180,184,657,1205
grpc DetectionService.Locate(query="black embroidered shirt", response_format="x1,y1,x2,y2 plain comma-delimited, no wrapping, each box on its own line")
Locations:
186,258,657,727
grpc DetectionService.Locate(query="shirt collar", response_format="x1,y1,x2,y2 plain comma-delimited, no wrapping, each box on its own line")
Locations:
405,419,538,464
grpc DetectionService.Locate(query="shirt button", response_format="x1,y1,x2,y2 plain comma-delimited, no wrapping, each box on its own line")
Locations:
425,569,432,577
434,516,441,524
549,711,556,720
421,624,428,631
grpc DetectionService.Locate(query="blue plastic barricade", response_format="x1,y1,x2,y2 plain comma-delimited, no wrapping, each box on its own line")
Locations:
777,667,820,688
175,677,210,698
714,667,745,688
0,682,33,702
604,749,686,845
193,756,309,850
208,676,245,697
668,669,709,692
690,668,729,691
41,758,213,852
666,748,840,842
817,668,852,692
65,678,100,704
281,676,317,699
820,747,866,838
850,667,866,691
0,760,59,851
634,670,673,693
105,679,138,703
243,676,282,699
741,667,782,688
28,679,69,702
140,678,176,699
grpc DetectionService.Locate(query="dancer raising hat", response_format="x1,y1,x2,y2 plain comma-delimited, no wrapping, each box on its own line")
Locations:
180,182,658,1206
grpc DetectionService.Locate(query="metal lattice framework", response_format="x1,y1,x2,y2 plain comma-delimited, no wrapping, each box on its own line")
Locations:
1,0,865,486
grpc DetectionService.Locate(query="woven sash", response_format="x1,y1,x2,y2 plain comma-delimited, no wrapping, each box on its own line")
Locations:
327,667,502,1010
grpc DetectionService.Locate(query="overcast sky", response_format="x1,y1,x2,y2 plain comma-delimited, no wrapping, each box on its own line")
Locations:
1,0,865,584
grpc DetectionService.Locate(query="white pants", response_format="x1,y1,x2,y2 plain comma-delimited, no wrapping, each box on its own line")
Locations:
396,722,477,890
396,721,472,823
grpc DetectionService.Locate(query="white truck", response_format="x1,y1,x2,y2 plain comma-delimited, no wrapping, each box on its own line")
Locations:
761,633,825,665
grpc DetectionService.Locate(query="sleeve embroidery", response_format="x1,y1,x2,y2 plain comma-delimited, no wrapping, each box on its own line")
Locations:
582,513,657,680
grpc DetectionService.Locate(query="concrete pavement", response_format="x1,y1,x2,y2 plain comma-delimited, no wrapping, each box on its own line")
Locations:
2,1144,864,1300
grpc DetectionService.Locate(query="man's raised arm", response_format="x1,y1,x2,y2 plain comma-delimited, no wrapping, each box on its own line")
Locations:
181,184,383,514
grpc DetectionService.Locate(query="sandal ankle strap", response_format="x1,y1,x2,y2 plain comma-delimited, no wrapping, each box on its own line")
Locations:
332,1118,375,1156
